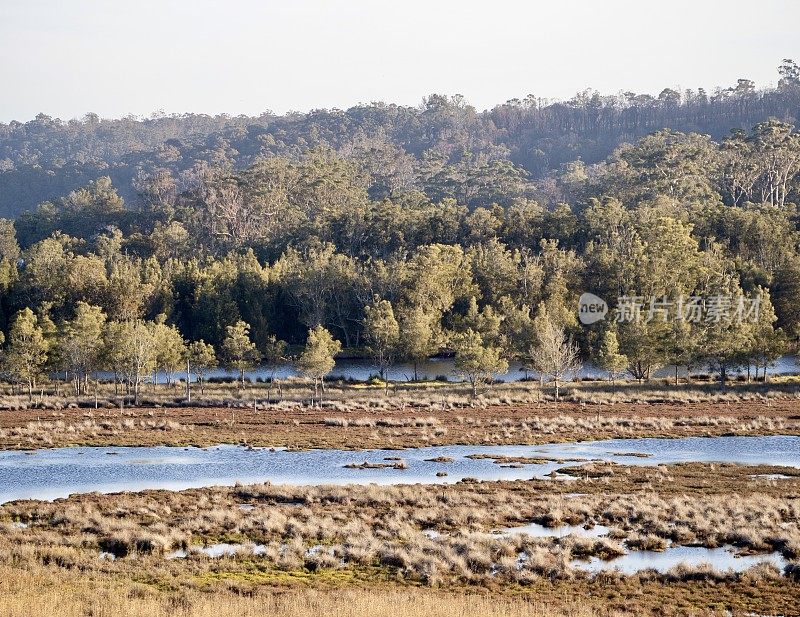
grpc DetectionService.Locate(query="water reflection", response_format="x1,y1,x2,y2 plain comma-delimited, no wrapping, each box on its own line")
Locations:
1,435,798,504
573,545,787,575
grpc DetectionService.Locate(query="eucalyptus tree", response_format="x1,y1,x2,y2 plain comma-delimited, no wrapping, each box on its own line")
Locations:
57,302,106,395
5,308,49,401
221,320,260,388
297,325,342,403
452,328,508,399
187,340,217,398
528,313,581,401
363,298,400,395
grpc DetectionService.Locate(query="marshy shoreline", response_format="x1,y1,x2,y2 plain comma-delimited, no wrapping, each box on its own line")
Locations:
1,462,799,615
3,388,800,615
1,385,799,451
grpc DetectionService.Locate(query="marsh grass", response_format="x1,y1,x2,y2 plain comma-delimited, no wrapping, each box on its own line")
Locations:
0,565,599,617
1,464,800,615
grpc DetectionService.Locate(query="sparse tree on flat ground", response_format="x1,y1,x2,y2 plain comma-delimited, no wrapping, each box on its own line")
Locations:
187,340,216,398
262,334,287,403
618,319,667,383
128,321,157,405
5,308,48,401
661,317,697,386
747,288,786,382
528,314,581,402
363,298,400,395
150,316,187,388
221,320,260,388
398,306,440,381
596,326,627,386
297,325,342,404
102,320,156,404
451,328,508,399
57,302,106,395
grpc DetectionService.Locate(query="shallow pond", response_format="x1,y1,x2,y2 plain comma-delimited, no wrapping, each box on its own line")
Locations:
1,435,799,504
572,545,788,575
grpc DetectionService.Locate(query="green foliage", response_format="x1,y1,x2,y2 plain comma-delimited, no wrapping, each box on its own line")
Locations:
56,302,106,394
363,299,399,389
596,327,628,384
150,316,187,385
0,85,798,389
451,328,508,398
221,321,260,386
297,325,342,398
187,339,217,395
4,308,48,399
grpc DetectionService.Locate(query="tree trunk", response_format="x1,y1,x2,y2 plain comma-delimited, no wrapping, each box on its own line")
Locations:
186,359,191,403
413,361,418,382
675,365,679,387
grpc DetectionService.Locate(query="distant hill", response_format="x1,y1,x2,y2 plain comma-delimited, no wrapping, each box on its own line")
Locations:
1,62,799,218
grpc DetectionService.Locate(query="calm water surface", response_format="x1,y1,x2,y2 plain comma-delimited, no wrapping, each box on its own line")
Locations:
1,435,798,504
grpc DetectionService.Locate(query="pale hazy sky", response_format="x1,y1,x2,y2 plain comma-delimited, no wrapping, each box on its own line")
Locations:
1,0,798,122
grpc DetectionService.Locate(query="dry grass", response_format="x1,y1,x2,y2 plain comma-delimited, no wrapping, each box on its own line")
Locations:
0,565,598,617
3,375,800,414
1,397,799,450
1,464,800,614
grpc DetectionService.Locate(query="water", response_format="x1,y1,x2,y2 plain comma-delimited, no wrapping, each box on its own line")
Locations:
573,545,788,575
1,435,799,504
167,543,268,559
99,354,800,385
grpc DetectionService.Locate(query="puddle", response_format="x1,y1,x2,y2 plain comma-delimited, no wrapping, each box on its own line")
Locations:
572,545,788,575
167,542,267,559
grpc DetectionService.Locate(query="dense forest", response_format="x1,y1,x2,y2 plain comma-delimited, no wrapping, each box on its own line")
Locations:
1,61,799,217
1,61,800,395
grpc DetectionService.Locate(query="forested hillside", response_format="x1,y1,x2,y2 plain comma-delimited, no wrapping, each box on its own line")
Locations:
0,61,799,392
1,60,799,218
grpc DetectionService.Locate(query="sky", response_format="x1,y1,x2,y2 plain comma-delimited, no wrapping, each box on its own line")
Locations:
0,0,799,122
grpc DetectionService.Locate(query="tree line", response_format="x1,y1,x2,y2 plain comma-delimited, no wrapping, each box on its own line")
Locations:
0,91,798,398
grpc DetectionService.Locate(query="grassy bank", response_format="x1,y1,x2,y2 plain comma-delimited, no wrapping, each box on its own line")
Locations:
0,395,798,450
0,566,597,617
1,465,799,615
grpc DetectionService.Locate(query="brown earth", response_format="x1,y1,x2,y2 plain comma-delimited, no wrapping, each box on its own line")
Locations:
0,398,799,450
